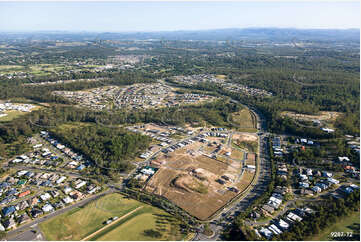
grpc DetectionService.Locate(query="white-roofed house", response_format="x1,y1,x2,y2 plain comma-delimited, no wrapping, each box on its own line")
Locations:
42,204,54,213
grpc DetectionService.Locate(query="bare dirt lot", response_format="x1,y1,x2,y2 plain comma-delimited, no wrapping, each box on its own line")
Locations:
233,133,258,142
145,137,255,220
280,111,341,122
245,153,256,166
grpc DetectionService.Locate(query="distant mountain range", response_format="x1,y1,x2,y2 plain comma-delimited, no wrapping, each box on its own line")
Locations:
0,28,359,42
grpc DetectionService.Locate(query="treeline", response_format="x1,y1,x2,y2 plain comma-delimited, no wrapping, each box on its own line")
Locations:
0,71,157,103
0,100,240,158
26,99,239,128
123,188,198,231
50,124,151,175
169,80,344,138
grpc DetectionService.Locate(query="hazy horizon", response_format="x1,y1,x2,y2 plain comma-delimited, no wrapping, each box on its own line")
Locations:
0,26,360,34
0,1,360,32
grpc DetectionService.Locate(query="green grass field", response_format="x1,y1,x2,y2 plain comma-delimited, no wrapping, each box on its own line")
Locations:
231,109,257,132
93,206,186,241
39,193,187,241
308,211,360,241
0,105,41,122
0,65,23,70
39,193,143,241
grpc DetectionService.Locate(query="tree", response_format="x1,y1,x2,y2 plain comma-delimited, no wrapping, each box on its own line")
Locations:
143,229,162,238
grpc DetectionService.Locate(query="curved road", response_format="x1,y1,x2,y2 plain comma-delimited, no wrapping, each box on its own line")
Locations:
192,100,271,241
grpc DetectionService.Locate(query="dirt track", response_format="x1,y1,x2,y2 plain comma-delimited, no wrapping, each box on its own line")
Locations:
80,206,143,241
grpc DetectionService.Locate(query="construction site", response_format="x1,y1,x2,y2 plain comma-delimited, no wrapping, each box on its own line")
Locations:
134,130,258,220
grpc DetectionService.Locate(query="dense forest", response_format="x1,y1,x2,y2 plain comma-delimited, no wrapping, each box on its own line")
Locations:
0,30,359,163
49,124,151,176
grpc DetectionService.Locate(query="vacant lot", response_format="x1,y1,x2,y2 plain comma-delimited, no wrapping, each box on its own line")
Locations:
281,111,341,122
231,109,257,132
229,148,244,161
215,74,227,79
245,153,256,166
0,65,24,71
39,193,143,241
234,137,258,153
0,105,41,122
146,141,254,220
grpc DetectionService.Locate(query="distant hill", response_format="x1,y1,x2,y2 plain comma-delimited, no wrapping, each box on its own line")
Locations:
0,28,359,42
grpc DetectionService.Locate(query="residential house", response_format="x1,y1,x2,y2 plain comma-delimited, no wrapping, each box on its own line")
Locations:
40,193,51,201
327,178,340,185
259,227,273,239
42,204,54,213
350,184,359,190
300,189,314,196
87,186,99,194
30,208,43,218
54,201,65,209
28,197,39,207
312,186,322,193
268,196,282,209
262,204,275,214
269,224,282,235
18,200,29,210
56,176,67,184
17,213,31,224
50,190,60,198
18,190,30,198
63,186,72,194
299,174,308,181
316,182,328,190
287,212,303,222
338,157,350,162
2,206,16,217
17,170,28,177
306,169,313,176
322,171,333,178
75,180,86,189
69,190,84,201
3,218,16,230
277,219,289,231
62,196,74,204
299,182,309,188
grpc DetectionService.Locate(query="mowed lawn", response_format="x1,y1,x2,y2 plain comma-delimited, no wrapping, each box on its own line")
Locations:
39,193,143,241
308,211,360,241
93,206,186,241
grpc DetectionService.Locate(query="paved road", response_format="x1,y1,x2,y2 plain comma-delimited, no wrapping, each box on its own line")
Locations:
3,164,84,179
193,101,271,241
4,225,44,241
4,189,113,241
4,97,271,241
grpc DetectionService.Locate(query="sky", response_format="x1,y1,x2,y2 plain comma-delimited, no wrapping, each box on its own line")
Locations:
0,1,359,32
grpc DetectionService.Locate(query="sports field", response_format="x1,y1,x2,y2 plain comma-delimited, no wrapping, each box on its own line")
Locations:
92,207,185,241
39,193,186,241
